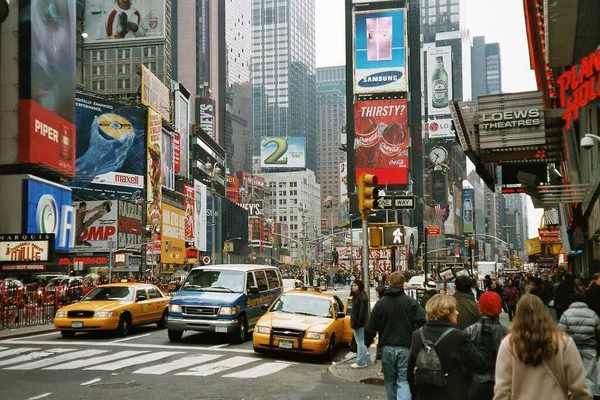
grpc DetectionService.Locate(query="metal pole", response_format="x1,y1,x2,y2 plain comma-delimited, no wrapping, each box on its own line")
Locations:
108,241,113,282
469,240,474,276
211,182,216,265
361,218,370,302
424,230,428,278
506,230,511,269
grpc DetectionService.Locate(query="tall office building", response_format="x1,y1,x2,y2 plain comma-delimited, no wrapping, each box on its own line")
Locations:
316,66,346,230
251,0,317,172
471,36,501,103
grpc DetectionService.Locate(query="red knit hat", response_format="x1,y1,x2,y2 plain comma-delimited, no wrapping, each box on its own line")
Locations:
479,291,502,317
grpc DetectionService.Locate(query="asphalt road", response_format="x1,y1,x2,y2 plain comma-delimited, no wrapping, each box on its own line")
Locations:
0,288,387,400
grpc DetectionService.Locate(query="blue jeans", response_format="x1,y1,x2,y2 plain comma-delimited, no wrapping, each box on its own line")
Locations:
579,348,598,391
381,345,411,400
353,327,367,366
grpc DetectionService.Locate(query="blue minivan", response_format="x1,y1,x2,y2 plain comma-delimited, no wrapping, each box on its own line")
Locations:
167,264,283,343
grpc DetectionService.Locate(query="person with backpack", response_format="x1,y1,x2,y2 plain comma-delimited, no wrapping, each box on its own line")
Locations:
365,272,425,400
464,291,509,399
407,294,493,400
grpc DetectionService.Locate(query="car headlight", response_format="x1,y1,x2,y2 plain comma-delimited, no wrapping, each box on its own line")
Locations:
255,326,270,334
55,311,67,318
305,332,327,340
94,311,115,318
219,306,239,315
170,304,182,313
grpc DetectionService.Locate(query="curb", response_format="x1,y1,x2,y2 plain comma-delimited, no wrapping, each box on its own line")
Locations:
328,361,385,385
0,327,55,340
328,363,361,383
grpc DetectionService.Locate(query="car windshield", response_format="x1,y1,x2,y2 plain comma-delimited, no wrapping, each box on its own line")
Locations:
181,270,245,293
82,286,134,301
271,295,332,318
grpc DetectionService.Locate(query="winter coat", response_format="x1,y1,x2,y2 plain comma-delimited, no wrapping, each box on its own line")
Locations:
365,286,425,347
494,333,591,400
407,319,493,400
350,290,369,330
558,302,600,348
419,289,437,308
453,292,480,330
586,283,600,319
502,285,520,307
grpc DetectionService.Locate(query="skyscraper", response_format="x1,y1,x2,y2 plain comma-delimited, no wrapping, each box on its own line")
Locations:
471,36,502,103
251,0,317,172
316,66,346,229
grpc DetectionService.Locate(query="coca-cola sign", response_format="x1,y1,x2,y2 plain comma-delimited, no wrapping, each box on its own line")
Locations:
0,234,54,263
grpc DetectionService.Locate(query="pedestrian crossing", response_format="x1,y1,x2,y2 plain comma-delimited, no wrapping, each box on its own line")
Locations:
0,346,295,379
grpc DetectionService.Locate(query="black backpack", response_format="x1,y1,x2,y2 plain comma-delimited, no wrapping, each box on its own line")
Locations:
414,327,453,387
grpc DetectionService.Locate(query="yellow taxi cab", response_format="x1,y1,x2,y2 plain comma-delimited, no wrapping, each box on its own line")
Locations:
252,287,350,360
53,283,169,338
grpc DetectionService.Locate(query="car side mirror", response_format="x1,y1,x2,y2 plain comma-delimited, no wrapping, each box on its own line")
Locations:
261,304,269,311
249,286,259,295
336,312,345,319
136,295,146,302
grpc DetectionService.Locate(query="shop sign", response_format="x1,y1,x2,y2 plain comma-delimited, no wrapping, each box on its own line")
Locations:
240,203,263,216
480,109,541,130
0,233,54,263
58,256,108,266
557,49,600,129
539,227,561,243
1,265,46,271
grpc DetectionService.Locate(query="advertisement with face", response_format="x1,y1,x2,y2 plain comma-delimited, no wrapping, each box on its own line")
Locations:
260,137,306,169
160,204,185,264
175,91,190,178
73,93,146,195
147,109,162,227
73,200,117,252
194,179,207,252
83,0,165,43
183,184,195,243
427,46,453,116
354,99,409,184
18,0,76,177
353,8,407,94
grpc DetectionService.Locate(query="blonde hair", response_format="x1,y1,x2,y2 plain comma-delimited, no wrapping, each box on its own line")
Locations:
425,294,456,322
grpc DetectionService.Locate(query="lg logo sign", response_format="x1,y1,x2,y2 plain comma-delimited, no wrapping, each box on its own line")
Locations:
36,194,75,249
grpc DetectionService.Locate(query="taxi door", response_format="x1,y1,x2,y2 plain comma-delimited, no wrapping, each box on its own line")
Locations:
146,286,166,322
132,287,151,325
341,296,354,344
332,296,348,343
245,272,262,327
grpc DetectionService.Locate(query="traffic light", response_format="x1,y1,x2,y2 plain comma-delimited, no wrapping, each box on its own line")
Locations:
464,238,470,247
369,227,382,248
357,173,379,218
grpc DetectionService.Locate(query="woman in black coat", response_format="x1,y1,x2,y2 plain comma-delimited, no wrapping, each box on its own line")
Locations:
586,273,600,317
407,294,493,400
350,279,369,368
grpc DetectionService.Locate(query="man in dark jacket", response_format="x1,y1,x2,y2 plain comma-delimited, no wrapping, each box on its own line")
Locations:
365,272,425,400
453,275,480,329
419,281,438,308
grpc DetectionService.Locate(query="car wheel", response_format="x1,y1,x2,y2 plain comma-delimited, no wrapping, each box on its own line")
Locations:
168,329,184,342
60,330,75,338
325,335,335,361
157,309,168,329
232,315,247,344
117,313,132,337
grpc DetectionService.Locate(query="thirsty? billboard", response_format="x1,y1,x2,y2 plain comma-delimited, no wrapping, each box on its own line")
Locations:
353,8,407,94
73,93,146,195
73,200,117,252
260,137,306,169
354,99,409,184
426,46,453,116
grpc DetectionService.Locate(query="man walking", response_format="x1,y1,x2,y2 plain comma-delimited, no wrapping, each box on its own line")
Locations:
454,274,480,329
365,272,425,400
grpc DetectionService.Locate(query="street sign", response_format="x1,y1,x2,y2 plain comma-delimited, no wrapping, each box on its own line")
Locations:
377,195,416,210
382,226,405,246
202,256,211,264
426,225,441,236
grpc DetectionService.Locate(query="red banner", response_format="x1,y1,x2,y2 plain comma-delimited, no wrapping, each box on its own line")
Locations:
173,131,181,173
19,100,76,177
183,184,195,242
354,99,409,185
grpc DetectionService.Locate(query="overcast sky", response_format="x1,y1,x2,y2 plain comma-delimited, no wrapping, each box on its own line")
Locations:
316,0,543,238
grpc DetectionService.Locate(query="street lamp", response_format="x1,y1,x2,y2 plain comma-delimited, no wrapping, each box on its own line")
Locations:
298,204,309,285
205,161,221,265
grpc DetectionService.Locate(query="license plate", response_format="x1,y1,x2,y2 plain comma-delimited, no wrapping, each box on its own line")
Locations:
71,321,83,328
215,326,228,333
279,340,293,349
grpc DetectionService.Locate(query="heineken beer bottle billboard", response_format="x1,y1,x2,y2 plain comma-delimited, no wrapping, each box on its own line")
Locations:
431,56,448,109
426,46,453,116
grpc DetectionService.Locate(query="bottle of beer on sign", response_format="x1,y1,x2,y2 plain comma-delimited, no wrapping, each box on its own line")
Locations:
431,56,449,109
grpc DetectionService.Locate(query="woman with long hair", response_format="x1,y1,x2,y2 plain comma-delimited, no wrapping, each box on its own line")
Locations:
350,279,369,369
494,294,590,399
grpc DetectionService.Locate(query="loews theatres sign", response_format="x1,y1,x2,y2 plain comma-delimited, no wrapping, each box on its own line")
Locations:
480,109,542,130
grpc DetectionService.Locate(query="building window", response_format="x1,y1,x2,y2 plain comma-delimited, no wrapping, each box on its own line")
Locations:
144,62,156,72
143,47,156,57
92,80,105,91
92,50,105,61
118,64,130,74
92,65,105,76
117,79,130,89
118,49,130,59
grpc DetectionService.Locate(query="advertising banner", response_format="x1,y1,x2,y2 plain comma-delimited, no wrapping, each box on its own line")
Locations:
73,200,117,252
141,65,170,122
463,188,474,234
183,184,195,243
194,179,207,252
430,169,447,204
24,177,75,251
524,237,542,255
339,162,348,202
260,137,306,169
117,200,142,250
0,234,54,263
18,0,76,177
147,109,163,226
353,8,407,94
161,204,185,264
426,46,453,116
195,97,216,140
427,118,454,139
73,93,146,194
354,99,409,184
83,0,165,43
174,91,190,178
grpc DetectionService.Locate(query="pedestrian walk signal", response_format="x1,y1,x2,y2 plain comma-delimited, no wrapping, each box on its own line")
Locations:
382,226,405,246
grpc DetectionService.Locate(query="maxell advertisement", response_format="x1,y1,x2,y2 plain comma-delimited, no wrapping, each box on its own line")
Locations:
463,188,474,234
147,109,163,226
161,204,185,264
73,93,146,195
195,97,216,140
353,8,407,94
260,137,306,169
83,0,165,43
73,200,117,252
183,184,195,243
175,91,190,178
18,0,76,177
117,200,142,250
426,46,453,116
141,65,170,122
354,99,409,184
194,179,207,252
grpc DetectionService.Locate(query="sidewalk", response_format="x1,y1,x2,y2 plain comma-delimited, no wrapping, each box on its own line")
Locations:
0,324,55,340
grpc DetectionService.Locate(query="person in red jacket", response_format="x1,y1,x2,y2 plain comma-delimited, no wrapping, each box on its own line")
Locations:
502,279,520,321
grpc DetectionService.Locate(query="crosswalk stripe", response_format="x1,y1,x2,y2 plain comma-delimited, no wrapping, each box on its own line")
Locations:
176,356,258,377
223,362,294,378
84,351,184,371
133,354,222,375
5,349,108,370
0,348,72,367
45,350,149,370
0,348,40,359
